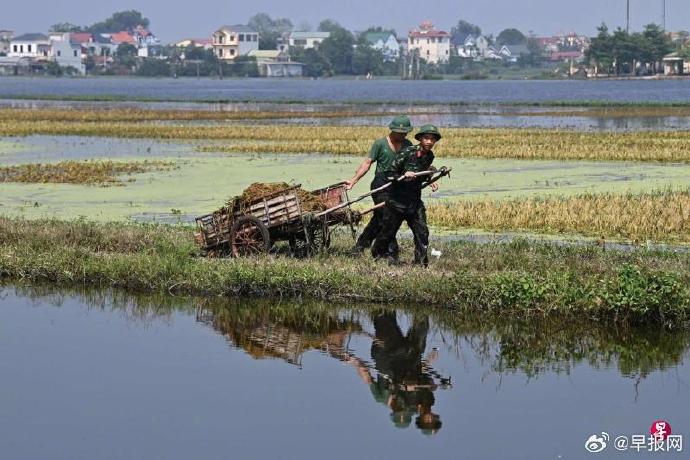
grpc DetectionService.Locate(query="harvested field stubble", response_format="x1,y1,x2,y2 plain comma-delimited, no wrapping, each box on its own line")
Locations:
0,160,175,185
4,119,690,162
427,189,690,242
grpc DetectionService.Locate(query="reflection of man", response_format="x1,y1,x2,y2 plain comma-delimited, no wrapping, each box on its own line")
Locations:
350,310,443,434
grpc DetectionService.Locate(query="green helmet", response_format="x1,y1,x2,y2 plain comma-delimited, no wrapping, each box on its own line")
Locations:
415,124,442,141
388,115,413,134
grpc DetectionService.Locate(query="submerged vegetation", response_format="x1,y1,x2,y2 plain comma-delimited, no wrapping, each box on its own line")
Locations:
3,119,690,162
427,189,690,243
1,217,689,327
0,160,175,185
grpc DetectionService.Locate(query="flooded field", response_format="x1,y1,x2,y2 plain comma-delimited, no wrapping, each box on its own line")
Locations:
1,283,688,459
2,135,690,222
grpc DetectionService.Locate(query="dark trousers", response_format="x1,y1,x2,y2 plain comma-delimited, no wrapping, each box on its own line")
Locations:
355,178,399,256
372,203,429,266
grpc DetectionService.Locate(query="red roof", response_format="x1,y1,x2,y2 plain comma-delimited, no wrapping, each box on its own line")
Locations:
110,31,136,45
408,30,449,38
69,32,93,44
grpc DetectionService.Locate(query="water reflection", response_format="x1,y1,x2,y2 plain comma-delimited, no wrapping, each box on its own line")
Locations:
4,283,689,441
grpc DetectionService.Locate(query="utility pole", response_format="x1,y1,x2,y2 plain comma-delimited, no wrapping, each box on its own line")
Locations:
663,0,666,31
626,0,630,33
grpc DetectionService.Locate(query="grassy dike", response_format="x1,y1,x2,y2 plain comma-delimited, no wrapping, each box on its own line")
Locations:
1,217,689,328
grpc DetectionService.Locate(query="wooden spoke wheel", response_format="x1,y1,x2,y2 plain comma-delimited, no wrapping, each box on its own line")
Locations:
231,215,270,257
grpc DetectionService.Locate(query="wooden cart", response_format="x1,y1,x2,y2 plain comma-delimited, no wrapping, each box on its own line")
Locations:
194,182,366,257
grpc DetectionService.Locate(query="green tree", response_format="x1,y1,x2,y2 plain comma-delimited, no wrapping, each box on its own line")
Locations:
248,13,293,50
89,10,149,33
290,47,332,77
319,26,355,74
586,24,614,74
135,59,171,77
496,28,526,46
352,37,384,75
50,23,84,33
318,19,344,33
642,23,673,73
450,20,481,46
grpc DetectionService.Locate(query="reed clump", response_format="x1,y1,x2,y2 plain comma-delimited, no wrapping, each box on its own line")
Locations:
427,189,690,242
0,160,175,185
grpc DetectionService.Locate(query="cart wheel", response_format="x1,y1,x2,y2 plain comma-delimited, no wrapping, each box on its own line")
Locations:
231,216,270,257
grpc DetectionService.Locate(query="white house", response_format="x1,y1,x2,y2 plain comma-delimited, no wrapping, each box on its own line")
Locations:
288,31,330,49
364,32,400,61
407,21,450,64
49,33,85,74
8,33,51,59
213,25,259,61
247,49,303,77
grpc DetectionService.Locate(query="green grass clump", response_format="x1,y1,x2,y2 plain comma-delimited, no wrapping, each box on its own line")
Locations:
1,217,689,327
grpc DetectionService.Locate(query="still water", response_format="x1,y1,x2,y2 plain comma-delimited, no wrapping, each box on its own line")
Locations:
2,77,690,103
1,284,688,459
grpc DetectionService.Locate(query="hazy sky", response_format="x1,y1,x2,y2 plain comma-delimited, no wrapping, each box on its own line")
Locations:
5,0,688,42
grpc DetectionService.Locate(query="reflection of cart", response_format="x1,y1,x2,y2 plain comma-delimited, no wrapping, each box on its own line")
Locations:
195,182,372,257
194,168,451,257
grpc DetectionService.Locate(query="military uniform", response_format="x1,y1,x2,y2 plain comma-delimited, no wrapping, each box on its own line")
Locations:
371,125,440,267
354,116,413,255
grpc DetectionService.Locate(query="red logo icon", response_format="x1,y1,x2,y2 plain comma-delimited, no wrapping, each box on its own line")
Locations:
650,420,672,441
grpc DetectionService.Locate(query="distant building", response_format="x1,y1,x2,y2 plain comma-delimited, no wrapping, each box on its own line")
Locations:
0,55,33,75
175,38,213,49
49,32,85,74
499,44,530,63
663,52,690,75
247,49,303,77
213,25,259,61
364,32,399,61
288,31,330,49
8,33,51,59
408,21,450,64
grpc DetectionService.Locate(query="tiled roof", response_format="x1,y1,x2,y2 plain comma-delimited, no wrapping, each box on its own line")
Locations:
290,31,330,39
218,25,257,34
69,32,93,44
110,31,136,45
12,33,49,42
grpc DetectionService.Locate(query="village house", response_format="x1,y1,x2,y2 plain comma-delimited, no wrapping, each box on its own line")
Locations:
364,31,400,61
8,33,51,59
213,25,258,61
48,33,86,74
132,26,161,57
663,52,690,75
457,35,491,60
407,21,450,64
288,31,330,49
246,49,303,77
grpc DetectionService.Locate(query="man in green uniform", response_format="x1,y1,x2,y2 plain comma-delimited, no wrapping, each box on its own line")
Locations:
371,124,441,267
345,115,413,255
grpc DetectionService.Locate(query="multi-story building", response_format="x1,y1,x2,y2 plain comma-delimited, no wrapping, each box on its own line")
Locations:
288,31,330,49
407,21,450,64
212,25,259,61
8,33,51,59
49,32,85,74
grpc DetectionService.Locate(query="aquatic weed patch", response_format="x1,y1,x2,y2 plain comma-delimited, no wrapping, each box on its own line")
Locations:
427,189,690,243
0,160,176,185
